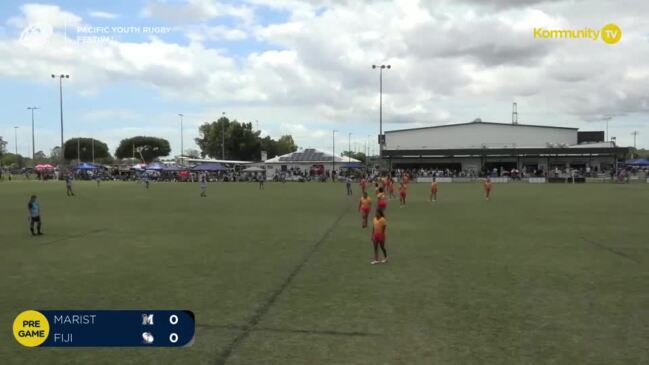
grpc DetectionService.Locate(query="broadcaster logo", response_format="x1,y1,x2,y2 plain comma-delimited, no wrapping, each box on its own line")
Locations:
533,23,622,45
19,23,54,47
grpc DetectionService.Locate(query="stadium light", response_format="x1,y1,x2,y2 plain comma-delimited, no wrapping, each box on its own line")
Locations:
27,107,39,161
51,74,70,166
178,113,184,164
14,126,19,155
372,64,391,168
222,111,226,160
332,130,337,181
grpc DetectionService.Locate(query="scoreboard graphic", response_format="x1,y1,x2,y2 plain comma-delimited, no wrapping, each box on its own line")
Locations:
13,310,195,347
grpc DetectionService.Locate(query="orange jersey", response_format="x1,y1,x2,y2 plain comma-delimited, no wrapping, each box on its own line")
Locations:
377,192,386,201
484,181,492,190
431,182,438,191
399,185,407,194
360,197,372,210
360,179,367,188
372,217,387,235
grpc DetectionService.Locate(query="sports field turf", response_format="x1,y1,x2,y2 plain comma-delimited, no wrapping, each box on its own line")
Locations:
1,180,648,364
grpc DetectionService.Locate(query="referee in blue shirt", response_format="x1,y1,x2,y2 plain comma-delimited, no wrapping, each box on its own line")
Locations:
27,195,42,236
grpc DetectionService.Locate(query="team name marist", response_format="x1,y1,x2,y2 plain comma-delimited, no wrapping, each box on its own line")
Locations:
54,314,97,325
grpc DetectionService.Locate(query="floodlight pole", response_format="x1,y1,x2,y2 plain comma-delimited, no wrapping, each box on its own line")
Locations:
348,133,351,163
27,107,39,160
178,113,184,164
332,130,337,181
51,74,70,166
372,64,391,170
14,126,19,155
221,111,226,160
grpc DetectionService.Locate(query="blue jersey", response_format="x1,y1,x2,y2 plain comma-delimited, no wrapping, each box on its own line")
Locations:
28,201,40,217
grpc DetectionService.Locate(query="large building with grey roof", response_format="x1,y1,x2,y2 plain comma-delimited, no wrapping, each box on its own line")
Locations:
381,119,629,174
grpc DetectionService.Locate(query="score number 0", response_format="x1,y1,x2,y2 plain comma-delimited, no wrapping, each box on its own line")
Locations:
169,314,179,343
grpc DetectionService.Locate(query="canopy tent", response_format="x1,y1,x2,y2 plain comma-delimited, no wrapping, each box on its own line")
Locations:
162,165,184,172
341,162,363,169
34,164,55,171
74,162,98,170
191,163,226,171
132,163,147,170
145,162,165,171
242,166,265,172
624,158,649,166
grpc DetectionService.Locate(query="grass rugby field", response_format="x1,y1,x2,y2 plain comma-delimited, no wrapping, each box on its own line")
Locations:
1,180,648,364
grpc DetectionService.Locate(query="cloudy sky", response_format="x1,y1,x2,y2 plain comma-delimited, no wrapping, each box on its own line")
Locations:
0,0,648,158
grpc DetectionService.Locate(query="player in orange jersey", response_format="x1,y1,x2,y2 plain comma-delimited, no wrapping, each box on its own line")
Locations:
359,176,368,194
484,177,493,200
358,191,372,228
377,187,387,212
399,182,407,206
430,177,438,202
388,177,395,199
370,209,388,264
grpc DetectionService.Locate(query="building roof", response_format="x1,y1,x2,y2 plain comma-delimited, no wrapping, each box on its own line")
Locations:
381,145,630,158
265,148,360,164
385,120,578,134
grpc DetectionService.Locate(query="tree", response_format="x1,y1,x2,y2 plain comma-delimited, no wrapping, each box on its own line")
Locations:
33,150,47,163
341,151,367,164
115,136,171,163
636,149,649,159
0,153,24,168
195,117,297,161
184,149,200,158
0,136,7,157
195,117,262,160
50,146,62,162
276,135,298,156
63,138,111,161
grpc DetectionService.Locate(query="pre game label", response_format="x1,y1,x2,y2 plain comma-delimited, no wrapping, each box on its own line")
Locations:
13,310,195,347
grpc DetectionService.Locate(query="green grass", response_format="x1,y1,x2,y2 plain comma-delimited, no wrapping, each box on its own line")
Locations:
1,180,648,364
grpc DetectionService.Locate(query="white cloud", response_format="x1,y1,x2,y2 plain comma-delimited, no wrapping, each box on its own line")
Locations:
142,0,254,25
185,25,248,42
7,4,82,29
88,11,118,20
1,0,649,152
